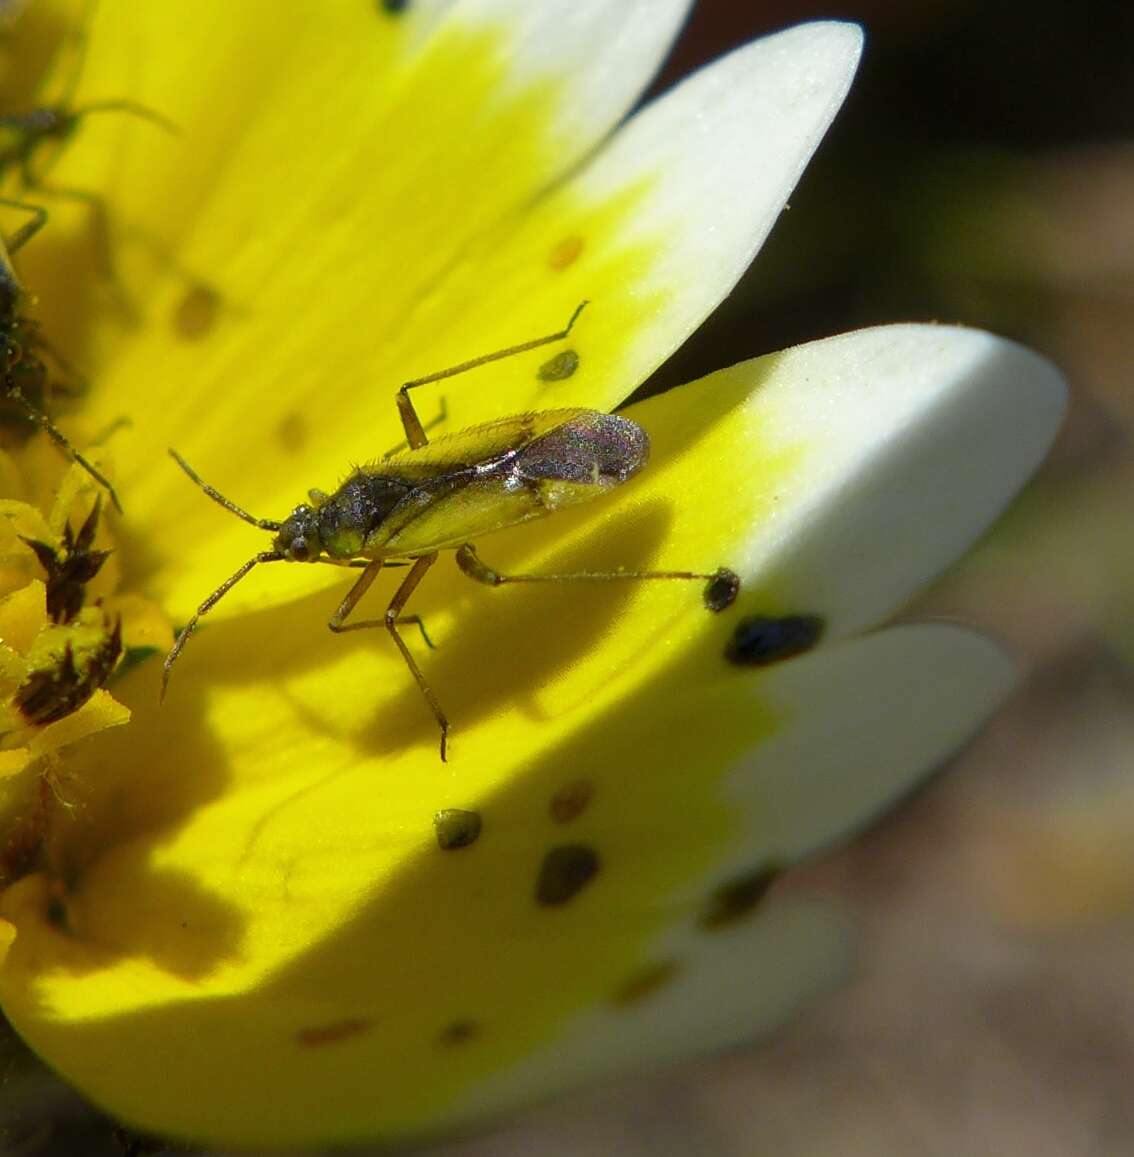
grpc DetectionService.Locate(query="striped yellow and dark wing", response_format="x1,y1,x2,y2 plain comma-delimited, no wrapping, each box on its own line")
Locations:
366,409,648,556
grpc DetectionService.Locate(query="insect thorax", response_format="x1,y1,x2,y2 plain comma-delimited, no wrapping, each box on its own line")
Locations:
313,472,413,559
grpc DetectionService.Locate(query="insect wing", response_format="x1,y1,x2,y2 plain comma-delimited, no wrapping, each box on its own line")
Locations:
380,408,594,479
378,475,551,555
375,409,599,555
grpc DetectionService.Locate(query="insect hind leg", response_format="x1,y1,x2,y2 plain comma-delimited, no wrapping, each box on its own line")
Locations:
395,301,588,450
328,554,449,759
455,543,740,611
0,196,49,254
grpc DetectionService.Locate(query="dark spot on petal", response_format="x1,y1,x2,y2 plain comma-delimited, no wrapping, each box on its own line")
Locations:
434,808,482,850
611,959,679,1007
699,864,782,930
537,349,579,382
704,567,740,612
725,614,824,666
171,283,220,340
275,410,308,454
295,1017,372,1047
547,235,584,270
550,779,594,824
535,844,599,906
45,892,68,930
379,0,410,13
438,1018,479,1046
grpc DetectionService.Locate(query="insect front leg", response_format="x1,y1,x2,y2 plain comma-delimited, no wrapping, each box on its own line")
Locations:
455,543,740,611
329,554,449,759
394,301,589,449
4,388,123,513
31,181,125,301
0,195,48,254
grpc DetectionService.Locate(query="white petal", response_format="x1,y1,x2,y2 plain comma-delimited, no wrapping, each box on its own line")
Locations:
419,624,1012,1134
574,21,864,390
57,0,693,359
537,323,1064,641
725,325,1069,633
439,902,849,1132
448,0,695,150
715,623,1016,867
434,21,865,424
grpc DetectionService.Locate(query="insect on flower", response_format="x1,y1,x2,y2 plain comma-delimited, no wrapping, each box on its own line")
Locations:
164,304,741,759
0,200,123,511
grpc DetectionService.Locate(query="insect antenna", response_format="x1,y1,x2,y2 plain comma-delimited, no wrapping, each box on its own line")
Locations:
168,449,282,531
7,387,124,512
68,99,180,136
161,550,283,700
53,0,97,112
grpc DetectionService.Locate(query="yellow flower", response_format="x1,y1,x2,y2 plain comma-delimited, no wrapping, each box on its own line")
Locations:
0,1,1065,1149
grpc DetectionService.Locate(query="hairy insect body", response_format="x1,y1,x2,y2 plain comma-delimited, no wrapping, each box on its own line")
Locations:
280,411,648,563
0,244,50,424
377,410,647,555
165,306,739,758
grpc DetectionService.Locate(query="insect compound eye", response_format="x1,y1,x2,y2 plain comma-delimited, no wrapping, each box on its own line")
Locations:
288,536,313,562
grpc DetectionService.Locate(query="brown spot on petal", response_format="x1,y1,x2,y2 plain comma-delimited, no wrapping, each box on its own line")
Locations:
275,411,308,454
172,283,220,340
611,959,679,1007
535,844,599,906
434,808,482,850
550,779,593,824
547,235,584,270
438,1019,479,1046
295,1017,372,1047
699,864,782,931
537,349,579,382
45,892,68,931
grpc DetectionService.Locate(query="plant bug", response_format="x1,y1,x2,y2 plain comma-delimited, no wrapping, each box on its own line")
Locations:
164,304,740,759
1,198,122,510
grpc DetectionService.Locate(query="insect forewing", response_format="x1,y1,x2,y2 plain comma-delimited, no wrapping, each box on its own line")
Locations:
375,410,648,556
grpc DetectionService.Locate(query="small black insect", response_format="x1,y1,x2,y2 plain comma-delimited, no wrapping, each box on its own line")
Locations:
1,200,122,510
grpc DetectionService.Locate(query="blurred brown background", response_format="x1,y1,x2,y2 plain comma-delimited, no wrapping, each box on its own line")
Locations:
3,1,1132,1153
